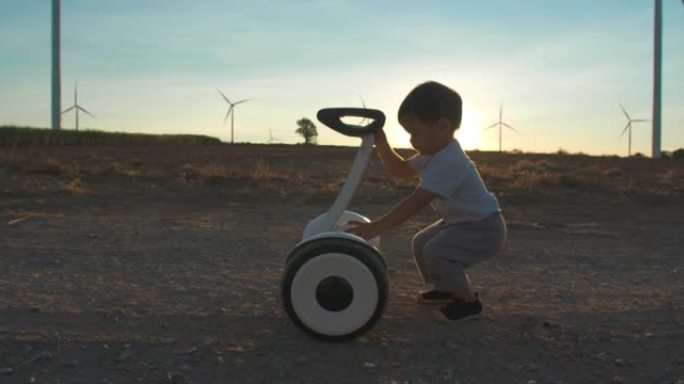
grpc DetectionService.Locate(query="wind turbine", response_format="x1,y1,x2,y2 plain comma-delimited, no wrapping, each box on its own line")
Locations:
651,0,684,159
52,0,61,130
484,103,518,152
358,95,369,127
619,104,649,157
267,128,280,144
218,89,251,144
62,82,95,131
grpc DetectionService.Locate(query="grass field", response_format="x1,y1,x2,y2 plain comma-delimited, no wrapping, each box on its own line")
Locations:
2,125,683,203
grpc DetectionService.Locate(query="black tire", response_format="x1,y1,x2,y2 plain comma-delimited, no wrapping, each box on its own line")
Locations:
281,237,388,342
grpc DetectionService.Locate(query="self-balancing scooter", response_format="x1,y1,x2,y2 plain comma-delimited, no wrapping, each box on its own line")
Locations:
281,107,388,342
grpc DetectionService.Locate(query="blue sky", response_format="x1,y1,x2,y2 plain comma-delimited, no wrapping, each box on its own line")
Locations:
1,0,683,155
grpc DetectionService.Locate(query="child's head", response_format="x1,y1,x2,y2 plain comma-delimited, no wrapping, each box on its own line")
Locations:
398,81,462,155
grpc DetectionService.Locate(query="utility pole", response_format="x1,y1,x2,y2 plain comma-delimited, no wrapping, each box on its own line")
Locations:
652,0,662,158
52,0,62,131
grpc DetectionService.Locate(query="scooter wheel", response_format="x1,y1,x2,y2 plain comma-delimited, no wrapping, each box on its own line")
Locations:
281,237,388,342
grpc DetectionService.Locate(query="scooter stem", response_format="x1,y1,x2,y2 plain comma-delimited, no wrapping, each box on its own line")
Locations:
320,134,375,231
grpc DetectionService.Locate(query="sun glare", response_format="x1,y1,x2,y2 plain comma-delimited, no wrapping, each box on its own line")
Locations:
456,105,483,151
389,104,484,151
391,126,412,149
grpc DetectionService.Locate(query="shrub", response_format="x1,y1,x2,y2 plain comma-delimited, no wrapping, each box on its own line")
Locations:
672,148,684,160
0,126,222,147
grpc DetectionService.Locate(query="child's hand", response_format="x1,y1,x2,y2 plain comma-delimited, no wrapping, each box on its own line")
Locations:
344,220,379,240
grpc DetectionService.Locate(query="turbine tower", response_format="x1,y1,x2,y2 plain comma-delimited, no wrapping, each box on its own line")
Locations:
651,0,684,159
52,0,61,131
619,104,649,157
484,103,518,152
218,89,251,144
62,83,95,131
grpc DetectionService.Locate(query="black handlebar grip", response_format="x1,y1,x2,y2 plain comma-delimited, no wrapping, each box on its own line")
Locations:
317,108,386,137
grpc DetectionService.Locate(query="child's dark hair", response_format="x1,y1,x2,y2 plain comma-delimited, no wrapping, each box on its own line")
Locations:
398,81,462,130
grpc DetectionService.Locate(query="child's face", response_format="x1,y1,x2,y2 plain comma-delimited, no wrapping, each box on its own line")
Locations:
400,115,452,155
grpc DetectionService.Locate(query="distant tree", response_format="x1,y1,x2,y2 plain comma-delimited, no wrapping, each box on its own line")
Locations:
295,118,318,145
673,148,684,160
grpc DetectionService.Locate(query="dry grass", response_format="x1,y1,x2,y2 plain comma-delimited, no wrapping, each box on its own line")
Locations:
63,176,90,196
0,145,682,202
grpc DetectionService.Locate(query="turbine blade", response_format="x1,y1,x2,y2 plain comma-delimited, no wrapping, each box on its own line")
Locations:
502,122,519,132
218,89,231,104
632,119,649,122
484,122,498,130
77,106,95,118
620,103,631,120
620,123,630,138
233,98,252,105
359,95,368,126
224,106,233,124
62,106,75,114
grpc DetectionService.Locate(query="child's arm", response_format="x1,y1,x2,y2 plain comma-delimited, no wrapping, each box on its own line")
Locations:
346,187,436,240
375,130,418,179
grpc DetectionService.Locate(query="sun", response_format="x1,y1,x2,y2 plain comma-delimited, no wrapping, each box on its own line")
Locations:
389,104,484,151
456,104,483,151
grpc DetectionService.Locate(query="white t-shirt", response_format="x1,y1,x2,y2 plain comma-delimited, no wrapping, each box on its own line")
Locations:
407,139,500,223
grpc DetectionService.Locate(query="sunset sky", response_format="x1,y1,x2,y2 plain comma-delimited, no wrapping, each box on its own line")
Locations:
1,0,683,156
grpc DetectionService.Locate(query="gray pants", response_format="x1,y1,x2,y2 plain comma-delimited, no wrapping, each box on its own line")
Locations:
411,212,507,292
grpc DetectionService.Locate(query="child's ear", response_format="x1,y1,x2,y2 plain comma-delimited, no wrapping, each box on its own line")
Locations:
436,117,452,133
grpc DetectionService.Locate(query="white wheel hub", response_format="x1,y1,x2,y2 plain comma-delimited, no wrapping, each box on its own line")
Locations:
290,253,379,336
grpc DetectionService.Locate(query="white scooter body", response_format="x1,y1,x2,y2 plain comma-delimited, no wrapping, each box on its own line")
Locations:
282,108,388,342
300,135,380,249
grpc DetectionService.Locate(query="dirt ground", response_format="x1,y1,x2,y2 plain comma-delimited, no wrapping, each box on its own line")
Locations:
0,145,683,384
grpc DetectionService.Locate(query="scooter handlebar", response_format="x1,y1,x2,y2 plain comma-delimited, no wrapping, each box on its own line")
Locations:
317,108,385,137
